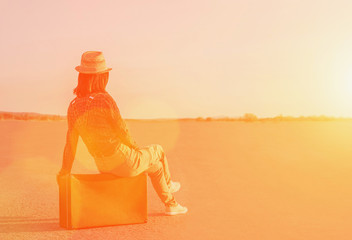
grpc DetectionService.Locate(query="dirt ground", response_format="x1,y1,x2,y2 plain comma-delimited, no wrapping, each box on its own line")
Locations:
0,120,352,240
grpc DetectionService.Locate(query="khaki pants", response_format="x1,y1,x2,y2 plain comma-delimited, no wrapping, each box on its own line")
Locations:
95,143,176,207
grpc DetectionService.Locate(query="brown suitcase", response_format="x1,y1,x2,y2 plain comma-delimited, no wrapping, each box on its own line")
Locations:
58,173,147,229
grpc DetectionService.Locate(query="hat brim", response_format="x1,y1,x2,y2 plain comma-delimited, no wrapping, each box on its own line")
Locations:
75,66,112,74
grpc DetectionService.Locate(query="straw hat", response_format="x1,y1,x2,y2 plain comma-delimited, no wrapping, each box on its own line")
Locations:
75,51,112,74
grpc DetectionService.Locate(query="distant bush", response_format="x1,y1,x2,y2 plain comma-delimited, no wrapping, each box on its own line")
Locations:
0,112,66,121
271,115,337,122
0,112,14,120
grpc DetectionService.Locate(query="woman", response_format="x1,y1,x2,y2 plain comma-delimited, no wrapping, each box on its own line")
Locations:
58,51,187,215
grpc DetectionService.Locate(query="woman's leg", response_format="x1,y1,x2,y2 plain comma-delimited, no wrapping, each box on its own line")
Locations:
139,144,176,207
151,144,172,188
112,143,177,207
146,160,176,207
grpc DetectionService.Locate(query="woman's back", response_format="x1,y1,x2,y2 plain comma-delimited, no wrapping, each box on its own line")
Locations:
68,92,121,158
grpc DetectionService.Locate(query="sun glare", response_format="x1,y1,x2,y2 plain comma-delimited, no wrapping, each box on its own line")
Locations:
124,97,181,152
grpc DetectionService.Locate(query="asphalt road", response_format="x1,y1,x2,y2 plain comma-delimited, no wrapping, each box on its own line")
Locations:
1,120,352,240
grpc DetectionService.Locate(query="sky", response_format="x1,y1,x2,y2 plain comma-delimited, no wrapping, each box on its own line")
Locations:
1,0,352,119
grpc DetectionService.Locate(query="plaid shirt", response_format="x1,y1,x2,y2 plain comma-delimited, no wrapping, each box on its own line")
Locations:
61,92,138,172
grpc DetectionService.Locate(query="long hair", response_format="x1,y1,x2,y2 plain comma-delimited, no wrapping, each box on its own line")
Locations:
73,72,109,97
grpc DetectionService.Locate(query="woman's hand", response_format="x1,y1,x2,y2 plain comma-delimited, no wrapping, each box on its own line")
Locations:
56,169,70,185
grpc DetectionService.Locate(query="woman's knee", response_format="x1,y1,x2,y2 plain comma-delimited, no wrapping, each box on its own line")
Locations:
146,160,163,176
150,144,164,158
158,144,165,154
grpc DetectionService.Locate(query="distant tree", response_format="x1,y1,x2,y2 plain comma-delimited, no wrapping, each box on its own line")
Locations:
22,113,29,120
39,115,48,121
274,114,283,121
241,113,258,122
3,112,13,120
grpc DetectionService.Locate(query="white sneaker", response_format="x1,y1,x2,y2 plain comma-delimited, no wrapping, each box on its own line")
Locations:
169,181,181,193
165,203,188,216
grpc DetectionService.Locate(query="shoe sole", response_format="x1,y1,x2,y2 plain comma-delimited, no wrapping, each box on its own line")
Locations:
165,208,188,216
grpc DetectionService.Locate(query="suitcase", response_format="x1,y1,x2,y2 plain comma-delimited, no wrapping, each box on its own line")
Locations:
58,173,147,229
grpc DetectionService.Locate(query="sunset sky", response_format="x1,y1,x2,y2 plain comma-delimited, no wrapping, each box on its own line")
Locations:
1,0,352,119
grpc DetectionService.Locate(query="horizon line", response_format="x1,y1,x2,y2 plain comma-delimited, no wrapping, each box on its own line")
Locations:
1,111,352,121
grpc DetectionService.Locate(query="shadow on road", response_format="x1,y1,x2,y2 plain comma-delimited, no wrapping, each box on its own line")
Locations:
148,212,165,217
0,217,64,233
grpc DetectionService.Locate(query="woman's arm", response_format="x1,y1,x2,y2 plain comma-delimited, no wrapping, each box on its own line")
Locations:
59,127,79,174
117,115,139,149
59,101,79,175
107,95,139,149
